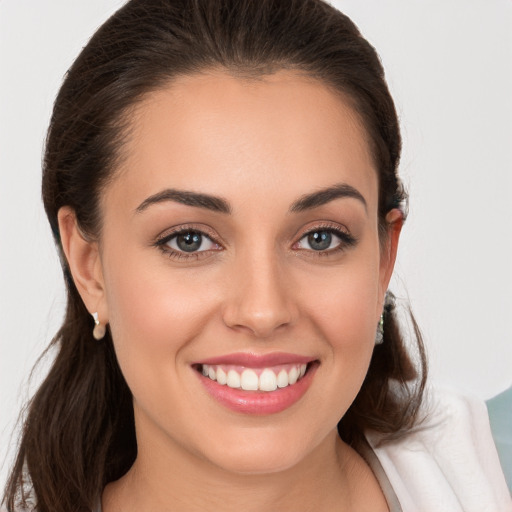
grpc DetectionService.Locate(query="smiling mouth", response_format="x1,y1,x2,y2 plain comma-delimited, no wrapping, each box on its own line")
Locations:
195,362,312,392
192,355,319,414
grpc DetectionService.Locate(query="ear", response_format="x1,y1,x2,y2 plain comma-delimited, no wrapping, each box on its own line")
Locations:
58,206,108,323
378,208,403,299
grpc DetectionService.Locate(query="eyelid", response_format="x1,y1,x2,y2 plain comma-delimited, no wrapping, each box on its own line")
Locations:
154,223,225,259
294,221,351,240
155,223,222,245
293,221,357,253
152,221,356,262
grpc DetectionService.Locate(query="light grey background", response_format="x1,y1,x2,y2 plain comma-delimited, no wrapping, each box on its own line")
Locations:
1,0,511,490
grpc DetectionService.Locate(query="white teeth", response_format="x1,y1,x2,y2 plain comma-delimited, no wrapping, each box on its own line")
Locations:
259,368,278,391
201,363,310,391
216,367,227,385
226,369,241,388
240,369,259,391
276,369,289,388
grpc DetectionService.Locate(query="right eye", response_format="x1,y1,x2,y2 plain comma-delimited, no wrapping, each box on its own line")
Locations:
293,225,357,256
165,231,217,253
154,227,223,261
297,230,342,252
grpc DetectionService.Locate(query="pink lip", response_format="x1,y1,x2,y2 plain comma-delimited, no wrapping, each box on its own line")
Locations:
194,351,315,367
193,353,319,415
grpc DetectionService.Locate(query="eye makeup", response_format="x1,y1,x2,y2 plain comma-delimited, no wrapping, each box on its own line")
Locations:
153,223,223,262
294,221,358,257
153,219,358,262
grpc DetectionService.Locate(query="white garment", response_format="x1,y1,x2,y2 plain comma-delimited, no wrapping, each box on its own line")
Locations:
366,389,512,512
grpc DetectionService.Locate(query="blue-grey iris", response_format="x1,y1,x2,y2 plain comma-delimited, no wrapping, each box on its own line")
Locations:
308,231,332,251
177,232,202,252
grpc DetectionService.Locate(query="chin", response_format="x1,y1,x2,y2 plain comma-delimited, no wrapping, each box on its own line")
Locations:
196,426,323,476
210,448,305,476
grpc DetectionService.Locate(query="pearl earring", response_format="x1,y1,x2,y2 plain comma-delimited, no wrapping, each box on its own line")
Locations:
92,312,106,340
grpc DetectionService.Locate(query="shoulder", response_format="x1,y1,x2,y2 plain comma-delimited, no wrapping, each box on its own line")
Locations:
366,387,512,512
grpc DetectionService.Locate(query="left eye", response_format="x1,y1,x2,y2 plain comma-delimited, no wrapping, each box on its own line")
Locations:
165,231,217,253
296,230,343,251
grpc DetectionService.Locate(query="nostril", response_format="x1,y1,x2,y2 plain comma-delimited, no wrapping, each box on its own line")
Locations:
220,267,296,337
222,306,294,338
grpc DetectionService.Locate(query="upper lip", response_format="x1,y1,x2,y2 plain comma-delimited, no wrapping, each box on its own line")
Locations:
193,352,316,367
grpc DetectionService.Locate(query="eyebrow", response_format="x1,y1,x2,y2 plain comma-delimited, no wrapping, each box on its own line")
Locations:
290,183,367,213
135,189,231,214
135,182,366,215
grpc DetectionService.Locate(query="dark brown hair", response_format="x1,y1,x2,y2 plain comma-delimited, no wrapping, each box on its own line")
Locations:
4,1,427,510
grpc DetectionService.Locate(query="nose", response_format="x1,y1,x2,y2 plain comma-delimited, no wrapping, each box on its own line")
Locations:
222,250,296,338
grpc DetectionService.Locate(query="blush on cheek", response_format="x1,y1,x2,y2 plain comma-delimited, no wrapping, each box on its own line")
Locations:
306,280,378,345
106,267,218,357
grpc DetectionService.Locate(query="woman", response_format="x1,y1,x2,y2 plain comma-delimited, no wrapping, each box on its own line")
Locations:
2,1,510,511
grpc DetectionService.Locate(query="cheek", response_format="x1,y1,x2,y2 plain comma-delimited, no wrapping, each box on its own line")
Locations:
101,251,225,433
315,281,378,378
299,256,381,348
295,247,381,401
306,280,378,337
102,251,219,370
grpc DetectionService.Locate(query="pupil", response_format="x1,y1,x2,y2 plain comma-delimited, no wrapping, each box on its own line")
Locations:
177,232,202,252
308,231,331,251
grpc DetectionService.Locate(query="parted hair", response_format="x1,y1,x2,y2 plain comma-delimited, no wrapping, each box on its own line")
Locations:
4,1,427,510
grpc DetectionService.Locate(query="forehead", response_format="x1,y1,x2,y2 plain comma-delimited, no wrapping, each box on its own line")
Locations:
108,69,378,214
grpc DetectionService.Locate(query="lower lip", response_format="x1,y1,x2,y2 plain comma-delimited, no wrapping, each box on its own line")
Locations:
196,364,317,415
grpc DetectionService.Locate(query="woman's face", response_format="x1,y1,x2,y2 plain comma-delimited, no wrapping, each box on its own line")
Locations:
92,70,399,474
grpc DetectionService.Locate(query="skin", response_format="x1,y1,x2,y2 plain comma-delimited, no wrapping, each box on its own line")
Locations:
59,69,402,511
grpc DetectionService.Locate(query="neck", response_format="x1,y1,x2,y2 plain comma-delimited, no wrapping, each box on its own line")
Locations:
102,403,389,512
103,431,362,511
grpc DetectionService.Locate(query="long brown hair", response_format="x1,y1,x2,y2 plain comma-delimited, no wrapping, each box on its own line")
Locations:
4,1,427,510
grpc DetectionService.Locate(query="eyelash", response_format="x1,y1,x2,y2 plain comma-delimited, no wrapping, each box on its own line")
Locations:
154,225,221,261
154,223,357,261
294,223,357,257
